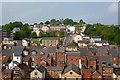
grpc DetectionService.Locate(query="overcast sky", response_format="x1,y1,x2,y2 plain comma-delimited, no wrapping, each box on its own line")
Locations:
1,2,118,25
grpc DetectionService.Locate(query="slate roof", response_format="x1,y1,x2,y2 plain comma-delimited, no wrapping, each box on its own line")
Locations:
3,69,12,74
88,56,98,60
109,48,118,57
100,56,113,68
66,51,80,56
67,42,78,47
62,64,80,74
78,40,86,43
14,47,24,56
88,48,97,53
97,47,108,54
114,68,120,75
57,46,65,52
42,37,59,40
46,66,63,71
37,65,46,73
43,47,56,54
79,48,88,56
17,63,28,70
91,36,101,38
2,49,13,63
95,41,103,43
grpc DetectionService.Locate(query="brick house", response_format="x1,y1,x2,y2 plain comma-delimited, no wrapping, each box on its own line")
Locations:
30,65,46,80
56,47,65,67
88,56,98,69
2,69,13,80
42,37,59,47
99,56,113,79
46,66,63,79
109,48,119,67
61,64,82,79
65,52,81,67
91,70,102,80
66,42,78,51
82,67,91,79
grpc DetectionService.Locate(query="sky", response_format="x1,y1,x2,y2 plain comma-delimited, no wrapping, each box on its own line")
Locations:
1,2,118,25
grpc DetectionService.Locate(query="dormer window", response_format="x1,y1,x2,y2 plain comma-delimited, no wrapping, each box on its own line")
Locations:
40,52,44,55
23,50,29,56
32,50,37,55
70,72,73,74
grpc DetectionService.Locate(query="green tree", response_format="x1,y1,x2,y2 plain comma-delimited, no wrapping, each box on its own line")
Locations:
63,18,74,25
50,19,57,25
31,32,37,38
45,21,50,25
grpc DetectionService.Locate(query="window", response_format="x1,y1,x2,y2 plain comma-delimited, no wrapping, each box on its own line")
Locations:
76,59,78,61
106,70,108,74
109,70,112,73
71,59,73,61
70,72,73,74
35,72,37,75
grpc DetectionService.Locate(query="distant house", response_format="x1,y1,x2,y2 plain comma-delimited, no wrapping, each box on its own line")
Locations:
49,25,66,31
72,34,83,43
65,52,81,67
56,47,65,67
2,30,13,40
41,26,50,32
42,37,59,47
32,24,42,36
13,63,29,79
78,40,87,47
88,56,98,69
90,36,101,44
109,48,119,67
94,41,103,46
12,27,20,33
82,67,91,79
66,42,78,51
13,47,24,63
2,69,13,79
66,25,75,33
94,40,109,46
61,64,82,79
22,38,30,47
30,65,46,80
9,47,24,69
99,56,113,79
81,25,86,33
46,66,63,78
102,40,109,46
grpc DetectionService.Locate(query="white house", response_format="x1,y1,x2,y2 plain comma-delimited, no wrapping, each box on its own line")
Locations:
81,24,86,33
82,36,90,40
33,25,42,36
94,41,103,46
9,47,24,69
41,26,50,32
12,27,20,33
22,39,30,47
102,41,109,46
90,36,101,44
72,34,83,43
66,25,75,33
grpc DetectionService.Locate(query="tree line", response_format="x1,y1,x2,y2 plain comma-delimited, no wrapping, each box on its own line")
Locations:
84,23,120,45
